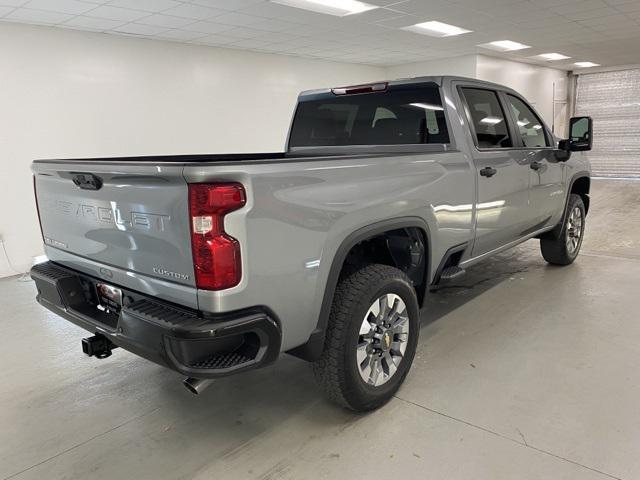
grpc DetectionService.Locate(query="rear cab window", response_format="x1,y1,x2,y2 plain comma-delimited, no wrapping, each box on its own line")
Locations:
288,84,450,147
460,87,513,149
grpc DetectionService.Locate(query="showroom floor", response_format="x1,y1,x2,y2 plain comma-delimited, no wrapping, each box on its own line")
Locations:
1,179,638,480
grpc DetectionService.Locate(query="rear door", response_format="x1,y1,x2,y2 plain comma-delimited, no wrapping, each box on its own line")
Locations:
502,93,565,229
33,160,197,307
458,86,531,257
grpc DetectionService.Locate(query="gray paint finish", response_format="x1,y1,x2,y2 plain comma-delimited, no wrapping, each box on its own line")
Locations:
181,149,475,349
31,76,590,352
36,162,198,308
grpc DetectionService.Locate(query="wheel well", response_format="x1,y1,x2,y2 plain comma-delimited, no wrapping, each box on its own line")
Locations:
341,227,428,306
571,176,590,214
287,222,429,362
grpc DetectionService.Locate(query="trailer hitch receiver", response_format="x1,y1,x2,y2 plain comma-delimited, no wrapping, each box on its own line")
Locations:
82,334,117,359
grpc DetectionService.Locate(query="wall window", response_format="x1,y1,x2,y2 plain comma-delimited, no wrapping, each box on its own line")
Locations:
506,95,548,148
461,88,512,148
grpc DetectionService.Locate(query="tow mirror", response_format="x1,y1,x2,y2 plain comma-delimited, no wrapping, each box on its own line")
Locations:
555,116,593,161
567,116,593,151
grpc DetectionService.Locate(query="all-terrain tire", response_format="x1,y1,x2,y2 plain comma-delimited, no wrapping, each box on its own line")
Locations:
313,264,419,412
540,193,586,265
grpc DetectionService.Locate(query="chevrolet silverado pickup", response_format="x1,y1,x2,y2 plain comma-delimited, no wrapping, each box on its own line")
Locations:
31,76,593,412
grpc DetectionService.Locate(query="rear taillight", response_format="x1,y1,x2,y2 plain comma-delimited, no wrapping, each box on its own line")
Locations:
188,183,246,290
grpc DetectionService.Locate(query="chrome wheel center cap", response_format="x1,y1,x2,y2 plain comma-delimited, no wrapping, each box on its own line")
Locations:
381,331,392,351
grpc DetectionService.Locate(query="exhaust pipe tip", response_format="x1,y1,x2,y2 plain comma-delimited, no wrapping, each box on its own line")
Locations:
183,377,214,395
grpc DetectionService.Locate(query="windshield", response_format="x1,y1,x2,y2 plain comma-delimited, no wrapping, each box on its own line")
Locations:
289,85,449,148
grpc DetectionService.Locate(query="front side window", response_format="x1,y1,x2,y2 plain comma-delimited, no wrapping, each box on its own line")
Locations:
460,88,512,149
288,85,449,147
506,95,548,148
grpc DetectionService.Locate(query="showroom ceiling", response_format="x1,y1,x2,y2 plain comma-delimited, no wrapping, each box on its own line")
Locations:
1,0,639,68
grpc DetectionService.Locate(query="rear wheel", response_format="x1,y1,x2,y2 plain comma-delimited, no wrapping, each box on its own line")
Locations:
313,264,419,412
540,193,586,265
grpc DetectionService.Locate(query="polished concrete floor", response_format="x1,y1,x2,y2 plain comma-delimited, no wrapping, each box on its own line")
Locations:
1,179,639,480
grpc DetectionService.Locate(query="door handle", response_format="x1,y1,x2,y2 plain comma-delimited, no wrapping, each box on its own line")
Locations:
480,166,497,178
530,160,543,171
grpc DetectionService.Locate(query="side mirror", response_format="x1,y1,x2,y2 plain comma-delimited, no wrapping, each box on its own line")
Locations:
567,116,593,151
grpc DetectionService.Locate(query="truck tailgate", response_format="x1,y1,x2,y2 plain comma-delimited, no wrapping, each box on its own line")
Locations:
32,161,197,307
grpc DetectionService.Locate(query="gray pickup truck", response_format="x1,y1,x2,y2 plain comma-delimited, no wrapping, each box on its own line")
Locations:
31,76,593,411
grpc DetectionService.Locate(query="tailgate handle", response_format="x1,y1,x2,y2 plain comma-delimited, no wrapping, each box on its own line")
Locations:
72,173,102,190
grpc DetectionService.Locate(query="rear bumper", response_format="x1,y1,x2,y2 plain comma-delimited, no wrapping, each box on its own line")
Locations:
31,261,281,379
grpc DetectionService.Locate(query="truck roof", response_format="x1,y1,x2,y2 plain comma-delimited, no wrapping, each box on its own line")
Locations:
298,75,519,99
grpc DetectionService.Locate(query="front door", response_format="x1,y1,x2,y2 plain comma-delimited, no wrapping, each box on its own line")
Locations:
503,93,565,230
458,87,533,257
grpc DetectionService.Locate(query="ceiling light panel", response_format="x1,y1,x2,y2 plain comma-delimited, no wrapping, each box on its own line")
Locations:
537,52,571,61
403,21,472,37
478,40,531,52
574,61,600,68
268,0,378,16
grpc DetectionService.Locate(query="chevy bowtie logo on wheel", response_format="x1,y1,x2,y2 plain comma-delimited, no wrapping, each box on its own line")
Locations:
383,332,392,349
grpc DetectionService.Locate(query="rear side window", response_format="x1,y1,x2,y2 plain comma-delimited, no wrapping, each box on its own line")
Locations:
461,88,512,149
506,95,548,148
288,86,449,147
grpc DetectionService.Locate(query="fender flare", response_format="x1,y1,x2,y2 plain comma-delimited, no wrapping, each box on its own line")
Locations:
563,171,591,216
547,171,591,239
287,216,432,362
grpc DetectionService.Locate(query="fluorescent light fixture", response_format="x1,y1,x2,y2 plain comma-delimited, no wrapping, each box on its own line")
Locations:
269,0,378,16
409,102,445,111
480,116,503,125
574,61,600,68
537,52,571,61
478,40,530,52
403,20,472,37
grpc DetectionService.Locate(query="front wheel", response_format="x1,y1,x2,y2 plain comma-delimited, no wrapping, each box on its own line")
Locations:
313,264,419,412
540,193,586,265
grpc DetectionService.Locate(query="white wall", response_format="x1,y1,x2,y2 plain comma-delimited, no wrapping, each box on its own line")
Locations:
386,54,478,80
387,54,567,129
475,55,568,131
0,23,384,278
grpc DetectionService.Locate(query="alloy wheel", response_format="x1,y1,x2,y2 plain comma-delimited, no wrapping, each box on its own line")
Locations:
356,293,410,387
566,206,583,255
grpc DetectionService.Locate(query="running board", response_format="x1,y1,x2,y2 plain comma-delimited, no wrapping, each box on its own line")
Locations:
431,243,468,286
439,266,466,281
